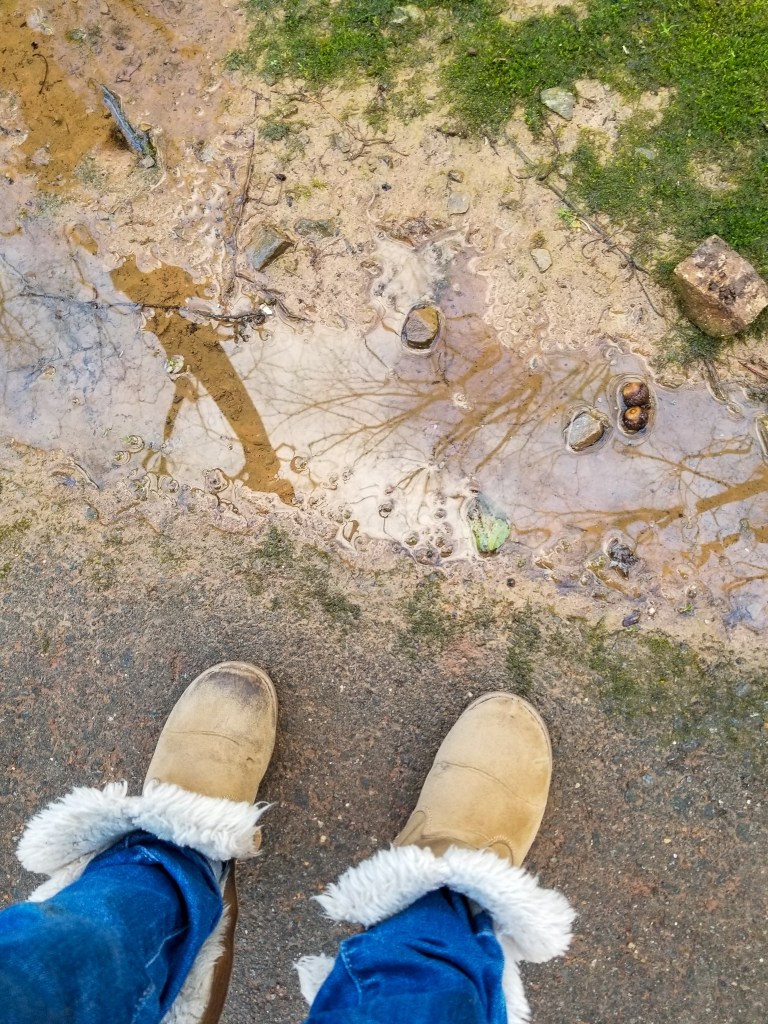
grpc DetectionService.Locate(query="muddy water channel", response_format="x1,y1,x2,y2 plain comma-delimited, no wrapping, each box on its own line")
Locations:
2,222,767,629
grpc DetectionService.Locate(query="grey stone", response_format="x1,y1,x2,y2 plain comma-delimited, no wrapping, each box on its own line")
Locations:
447,169,464,183
565,409,606,451
402,304,443,351
635,147,656,161
541,87,575,121
248,225,291,270
673,235,768,337
447,192,470,215
531,248,552,272
294,218,337,238
330,132,352,154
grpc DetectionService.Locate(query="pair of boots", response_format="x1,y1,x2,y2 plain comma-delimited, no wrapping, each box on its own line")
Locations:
17,663,574,1023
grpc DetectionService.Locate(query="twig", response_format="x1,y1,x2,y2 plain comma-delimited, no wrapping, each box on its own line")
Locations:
504,131,665,319
21,289,268,326
224,132,257,302
32,53,49,95
736,358,768,383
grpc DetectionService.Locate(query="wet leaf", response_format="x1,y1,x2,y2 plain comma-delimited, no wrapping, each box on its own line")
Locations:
466,494,510,554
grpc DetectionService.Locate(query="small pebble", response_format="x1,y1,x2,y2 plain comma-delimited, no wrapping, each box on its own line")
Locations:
622,610,641,627
531,248,552,272
447,192,470,215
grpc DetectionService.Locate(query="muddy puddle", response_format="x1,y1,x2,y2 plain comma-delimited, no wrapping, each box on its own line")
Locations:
1,220,767,630
0,0,766,630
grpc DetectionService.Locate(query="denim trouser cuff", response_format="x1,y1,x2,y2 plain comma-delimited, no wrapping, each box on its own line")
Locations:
14,780,269,1022
297,844,576,1024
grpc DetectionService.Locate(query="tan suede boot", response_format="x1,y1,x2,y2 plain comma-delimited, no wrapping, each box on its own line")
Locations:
145,661,278,1024
17,662,277,1024
394,692,551,866
144,660,278,803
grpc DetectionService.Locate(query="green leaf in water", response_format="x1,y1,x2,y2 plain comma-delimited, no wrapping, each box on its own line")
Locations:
466,494,510,554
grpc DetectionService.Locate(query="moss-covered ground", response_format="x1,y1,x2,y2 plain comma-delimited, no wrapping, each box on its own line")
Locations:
229,0,768,357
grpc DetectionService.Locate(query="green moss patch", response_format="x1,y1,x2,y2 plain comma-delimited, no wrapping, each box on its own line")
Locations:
230,0,768,297
238,525,362,624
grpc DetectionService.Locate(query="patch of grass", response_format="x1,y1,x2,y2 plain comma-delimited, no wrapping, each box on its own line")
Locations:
243,526,361,623
34,192,69,216
398,576,457,654
653,322,725,369
581,623,767,756
74,155,108,190
230,1,768,280
259,119,293,142
227,0,440,84
505,605,542,699
86,556,117,591
0,518,32,545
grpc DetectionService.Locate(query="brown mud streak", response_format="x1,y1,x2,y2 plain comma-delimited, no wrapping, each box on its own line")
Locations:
110,258,293,501
2,20,107,188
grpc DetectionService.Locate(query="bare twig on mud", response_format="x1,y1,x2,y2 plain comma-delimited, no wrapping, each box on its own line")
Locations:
503,131,665,320
701,358,729,403
736,359,768,383
224,133,258,303
309,97,406,161
52,459,100,491
32,52,49,95
235,270,313,323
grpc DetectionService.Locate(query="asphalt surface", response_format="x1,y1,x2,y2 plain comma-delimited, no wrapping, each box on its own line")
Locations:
0,449,765,1024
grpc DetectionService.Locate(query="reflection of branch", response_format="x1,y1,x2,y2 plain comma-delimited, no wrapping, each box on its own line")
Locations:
20,289,268,327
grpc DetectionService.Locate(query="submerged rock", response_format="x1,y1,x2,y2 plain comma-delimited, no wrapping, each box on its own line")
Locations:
248,225,291,270
621,381,651,408
540,88,575,121
622,406,649,432
401,303,444,352
607,538,638,577
467,494,510,554
673,235,768,337
565,408,607,451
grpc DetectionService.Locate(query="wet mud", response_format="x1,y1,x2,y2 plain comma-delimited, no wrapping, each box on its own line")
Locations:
0,0,766,633
2,227,767,628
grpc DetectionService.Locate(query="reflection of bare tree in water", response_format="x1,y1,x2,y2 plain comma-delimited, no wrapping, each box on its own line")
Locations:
0,255,131,404
110,258,292,501
254,309,768,570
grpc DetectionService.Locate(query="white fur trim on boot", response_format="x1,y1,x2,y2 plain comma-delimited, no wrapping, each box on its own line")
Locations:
16,782,269,1024
298,844,575,1024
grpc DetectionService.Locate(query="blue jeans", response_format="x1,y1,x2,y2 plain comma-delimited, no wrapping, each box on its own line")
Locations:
0,832,223,1024
0,836,506,1024
306,888,507,1024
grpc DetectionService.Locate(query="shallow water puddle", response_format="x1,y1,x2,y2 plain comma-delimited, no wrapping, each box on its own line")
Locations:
1,225,767,627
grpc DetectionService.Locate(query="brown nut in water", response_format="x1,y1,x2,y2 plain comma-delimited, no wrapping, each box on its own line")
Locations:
621,381,650,408
622,406,649,432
